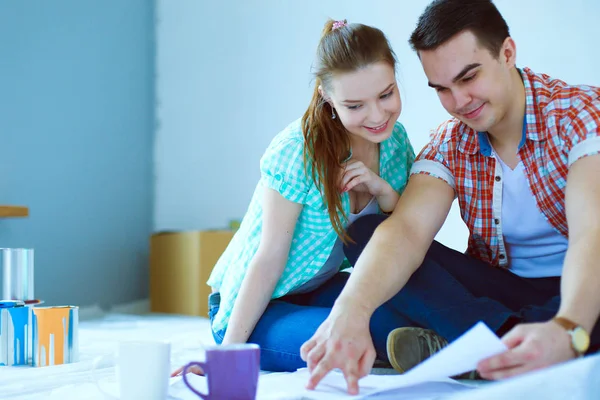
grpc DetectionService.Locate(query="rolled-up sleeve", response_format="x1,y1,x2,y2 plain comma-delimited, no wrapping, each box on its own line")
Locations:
259,136,311,204
565,98,600,167
410,141,456,192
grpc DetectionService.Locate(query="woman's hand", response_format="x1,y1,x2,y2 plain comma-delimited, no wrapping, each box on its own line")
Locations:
170,364,204,377
340,160,392,197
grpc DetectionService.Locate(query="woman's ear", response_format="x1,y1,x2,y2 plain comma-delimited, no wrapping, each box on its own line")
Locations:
318,85,333,107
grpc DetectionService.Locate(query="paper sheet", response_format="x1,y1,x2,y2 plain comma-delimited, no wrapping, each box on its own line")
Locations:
400,321,508,382
170,373,474,400
169,322,508,400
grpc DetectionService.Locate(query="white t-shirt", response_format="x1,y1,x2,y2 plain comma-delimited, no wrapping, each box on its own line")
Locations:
496,156,567,278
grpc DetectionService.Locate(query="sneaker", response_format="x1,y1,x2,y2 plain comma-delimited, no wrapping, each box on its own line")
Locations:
453,369,483,380
386,327,448,373
372,358,393,369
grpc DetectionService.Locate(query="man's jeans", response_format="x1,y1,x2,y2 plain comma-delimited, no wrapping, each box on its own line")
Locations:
344,214,600,350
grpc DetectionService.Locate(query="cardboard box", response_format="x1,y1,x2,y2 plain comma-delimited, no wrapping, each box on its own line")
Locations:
150,230,234,317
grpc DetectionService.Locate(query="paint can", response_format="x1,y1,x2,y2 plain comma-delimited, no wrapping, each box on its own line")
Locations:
0,300,30,366
1,248,34,301
31,306,79,367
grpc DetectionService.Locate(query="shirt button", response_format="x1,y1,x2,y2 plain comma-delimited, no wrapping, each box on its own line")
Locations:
275,174,282,181
499,254,506,260
495,176,501,182
494,218,500,224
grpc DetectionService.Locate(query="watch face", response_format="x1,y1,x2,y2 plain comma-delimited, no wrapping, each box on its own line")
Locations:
572,327,591,353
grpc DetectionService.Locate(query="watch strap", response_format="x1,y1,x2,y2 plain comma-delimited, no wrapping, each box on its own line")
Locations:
553,316,579,332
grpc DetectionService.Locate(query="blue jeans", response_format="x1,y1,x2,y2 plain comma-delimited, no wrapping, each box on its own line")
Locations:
208,272,409,371
344,214,600,348
209,214,600,372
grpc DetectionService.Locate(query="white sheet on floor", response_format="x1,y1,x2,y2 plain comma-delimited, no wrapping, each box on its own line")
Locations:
0,313,594,400
0,313,215,400
172,370,475,400
442,353,600,400
218,322,504,400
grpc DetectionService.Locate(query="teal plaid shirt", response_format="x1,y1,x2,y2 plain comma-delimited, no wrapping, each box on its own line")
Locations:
207,118,415,332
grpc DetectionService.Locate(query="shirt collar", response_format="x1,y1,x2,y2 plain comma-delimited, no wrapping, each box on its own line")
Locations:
520,67,547,142
477,116,528,157
379,125,400,166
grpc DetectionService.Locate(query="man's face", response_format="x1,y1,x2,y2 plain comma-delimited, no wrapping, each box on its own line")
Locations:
419,30,515,133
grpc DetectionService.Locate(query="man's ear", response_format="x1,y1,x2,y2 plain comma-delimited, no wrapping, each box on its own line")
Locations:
500,37,517,68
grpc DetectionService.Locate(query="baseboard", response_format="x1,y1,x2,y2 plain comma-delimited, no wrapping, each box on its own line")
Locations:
78,298,151,321
109,298,151,315
78,304,107,321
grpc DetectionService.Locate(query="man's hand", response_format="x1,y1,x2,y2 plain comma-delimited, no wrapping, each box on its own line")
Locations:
300,305,376,395
477,320,576,380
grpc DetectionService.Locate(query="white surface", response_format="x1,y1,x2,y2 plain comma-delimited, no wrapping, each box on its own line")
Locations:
0,313,481,400
442,353,600,400
0,313,213,400
0,312,593,400
175,371,474,400
225,322,503,400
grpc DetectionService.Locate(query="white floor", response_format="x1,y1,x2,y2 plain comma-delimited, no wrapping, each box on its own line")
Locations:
0,306,598,400
0,311,214,400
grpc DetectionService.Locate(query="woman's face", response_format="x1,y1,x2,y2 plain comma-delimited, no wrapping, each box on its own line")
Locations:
325,62,401,143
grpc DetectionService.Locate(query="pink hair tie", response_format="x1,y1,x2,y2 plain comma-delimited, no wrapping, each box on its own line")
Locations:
332,20,347,31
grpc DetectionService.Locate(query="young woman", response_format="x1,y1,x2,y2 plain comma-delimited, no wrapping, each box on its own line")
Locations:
177,19,415,373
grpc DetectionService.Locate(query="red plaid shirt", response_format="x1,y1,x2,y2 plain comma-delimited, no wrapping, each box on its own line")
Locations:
412,67,600,267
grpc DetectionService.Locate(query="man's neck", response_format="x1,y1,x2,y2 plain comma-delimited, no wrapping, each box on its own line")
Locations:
487,68,527,155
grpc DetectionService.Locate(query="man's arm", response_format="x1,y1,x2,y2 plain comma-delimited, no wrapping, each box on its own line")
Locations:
478,154,600,379
557,153,600,331
335,174,455,317
301,174,455,394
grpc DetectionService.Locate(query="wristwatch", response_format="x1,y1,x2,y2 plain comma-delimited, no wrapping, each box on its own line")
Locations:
552,316,590,357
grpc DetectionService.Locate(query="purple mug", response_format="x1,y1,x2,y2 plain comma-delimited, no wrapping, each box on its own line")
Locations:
183,343,260,400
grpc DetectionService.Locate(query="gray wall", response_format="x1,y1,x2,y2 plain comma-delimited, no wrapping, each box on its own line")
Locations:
0,1,155,308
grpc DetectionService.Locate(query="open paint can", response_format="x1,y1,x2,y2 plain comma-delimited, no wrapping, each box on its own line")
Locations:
1,248,34,301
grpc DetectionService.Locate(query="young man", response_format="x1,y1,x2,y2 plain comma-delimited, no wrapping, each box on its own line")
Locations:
300,0,600,395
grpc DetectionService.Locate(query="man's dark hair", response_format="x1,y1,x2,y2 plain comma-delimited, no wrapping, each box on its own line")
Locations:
409,0,510,58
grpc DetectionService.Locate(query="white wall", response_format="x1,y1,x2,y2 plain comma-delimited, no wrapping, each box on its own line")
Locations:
155,0,600,251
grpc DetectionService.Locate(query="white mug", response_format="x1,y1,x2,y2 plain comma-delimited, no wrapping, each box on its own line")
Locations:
95,340,171,400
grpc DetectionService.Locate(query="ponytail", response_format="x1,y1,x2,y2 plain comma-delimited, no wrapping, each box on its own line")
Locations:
301,82,351,242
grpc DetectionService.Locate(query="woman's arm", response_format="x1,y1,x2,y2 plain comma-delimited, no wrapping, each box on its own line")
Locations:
221,187,303,345
374,184,400,213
